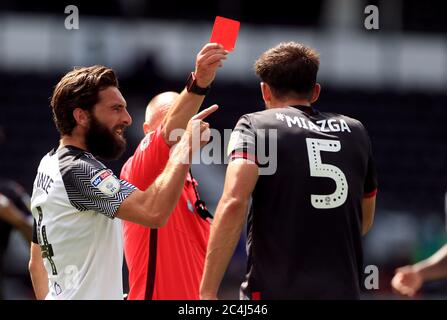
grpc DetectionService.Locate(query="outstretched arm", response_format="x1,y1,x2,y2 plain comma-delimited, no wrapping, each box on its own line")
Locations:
200,159,258,299
0,194,32,243
117,106,217,227
162,43,228,146
392,244,447,297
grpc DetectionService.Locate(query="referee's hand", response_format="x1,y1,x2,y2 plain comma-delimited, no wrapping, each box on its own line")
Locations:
170,104,219,165
186,104,218,149
194,43,228,88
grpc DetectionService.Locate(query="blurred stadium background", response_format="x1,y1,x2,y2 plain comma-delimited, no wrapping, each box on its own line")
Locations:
0,0,446,299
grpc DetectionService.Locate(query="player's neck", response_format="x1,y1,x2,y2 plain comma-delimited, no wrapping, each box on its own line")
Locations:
59,133,87,152
269,98,311,109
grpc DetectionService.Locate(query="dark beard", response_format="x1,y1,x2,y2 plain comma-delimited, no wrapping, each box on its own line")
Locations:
85,114,127,161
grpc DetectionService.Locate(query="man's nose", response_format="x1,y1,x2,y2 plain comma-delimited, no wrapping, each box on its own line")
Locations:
122,108,132,126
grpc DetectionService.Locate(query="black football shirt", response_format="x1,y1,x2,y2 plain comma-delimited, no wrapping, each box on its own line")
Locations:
228,105,378,300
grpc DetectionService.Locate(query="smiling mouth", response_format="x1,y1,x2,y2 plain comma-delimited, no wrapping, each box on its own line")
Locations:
115,128,124,137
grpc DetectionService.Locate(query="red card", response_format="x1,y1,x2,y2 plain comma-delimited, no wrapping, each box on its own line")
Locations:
210,16,240,51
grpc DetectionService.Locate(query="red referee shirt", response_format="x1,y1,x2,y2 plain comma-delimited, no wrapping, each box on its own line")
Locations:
120,126,210,300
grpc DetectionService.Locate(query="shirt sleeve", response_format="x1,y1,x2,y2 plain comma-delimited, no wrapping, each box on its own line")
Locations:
62,155,136,219
0,193,9,208
120,125,171,190
32,219,38,244
363,135,378,198
227,114,258,164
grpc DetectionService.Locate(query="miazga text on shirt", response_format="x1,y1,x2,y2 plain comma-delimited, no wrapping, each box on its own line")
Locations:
276,112,351,133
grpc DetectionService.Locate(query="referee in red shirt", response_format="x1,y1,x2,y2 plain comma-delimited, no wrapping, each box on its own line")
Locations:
121,43,228,300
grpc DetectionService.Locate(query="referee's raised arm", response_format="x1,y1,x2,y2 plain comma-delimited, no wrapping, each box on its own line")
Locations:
162,43,228,146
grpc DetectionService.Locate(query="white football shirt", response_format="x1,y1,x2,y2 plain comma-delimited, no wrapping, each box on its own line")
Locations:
31,145,136,300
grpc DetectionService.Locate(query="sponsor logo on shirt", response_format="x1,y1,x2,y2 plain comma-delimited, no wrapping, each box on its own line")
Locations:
54,282,62,295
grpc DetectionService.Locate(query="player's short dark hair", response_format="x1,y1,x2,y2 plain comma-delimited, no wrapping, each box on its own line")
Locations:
254,42,320,99
50,65,118,135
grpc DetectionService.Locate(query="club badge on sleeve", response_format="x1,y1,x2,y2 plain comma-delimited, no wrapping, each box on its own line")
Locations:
90,169,121,196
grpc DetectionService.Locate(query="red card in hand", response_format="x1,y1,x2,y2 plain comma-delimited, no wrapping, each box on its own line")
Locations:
210,16,240,51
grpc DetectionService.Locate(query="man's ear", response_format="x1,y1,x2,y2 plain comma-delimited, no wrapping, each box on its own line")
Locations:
260,82,272,104
310,83,321,104
73,108,90,128
143,122,150,135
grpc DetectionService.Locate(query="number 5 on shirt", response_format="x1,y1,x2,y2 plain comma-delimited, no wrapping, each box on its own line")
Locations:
306,138,348,209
